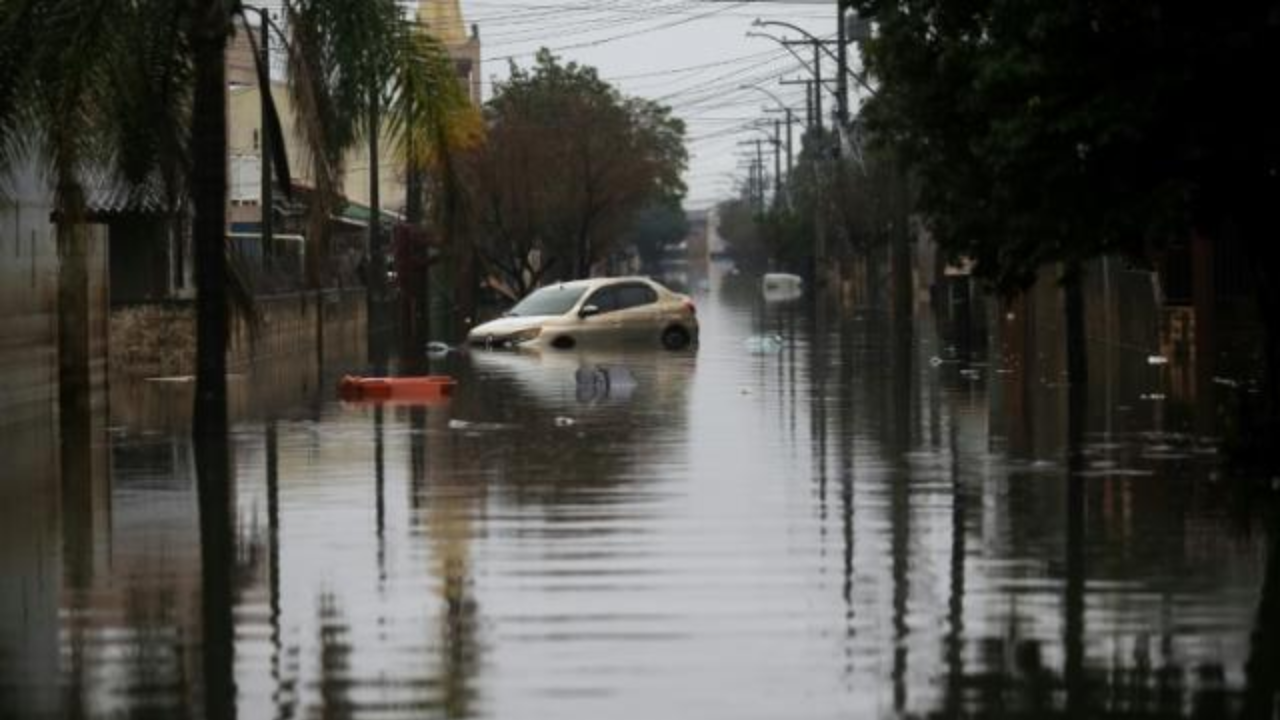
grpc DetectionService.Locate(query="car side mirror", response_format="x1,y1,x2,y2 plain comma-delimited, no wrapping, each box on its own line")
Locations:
579,304,600,318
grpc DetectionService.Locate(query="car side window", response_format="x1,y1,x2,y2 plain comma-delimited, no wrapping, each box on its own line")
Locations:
616,284,657,310
586,284,657,315
585,287,621,314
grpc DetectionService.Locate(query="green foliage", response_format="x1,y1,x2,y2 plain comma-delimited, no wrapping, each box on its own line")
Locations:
852,0,1280,294
622,199,690,270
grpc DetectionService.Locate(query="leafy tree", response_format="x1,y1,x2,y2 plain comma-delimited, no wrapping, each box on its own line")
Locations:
462,50,687,298
854,0,1280,451
622,199,690,271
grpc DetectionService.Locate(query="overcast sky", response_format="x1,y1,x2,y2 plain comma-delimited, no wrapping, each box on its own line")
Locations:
456,1,858,211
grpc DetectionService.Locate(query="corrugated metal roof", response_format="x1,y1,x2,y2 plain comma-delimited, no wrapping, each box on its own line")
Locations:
82,170,173,216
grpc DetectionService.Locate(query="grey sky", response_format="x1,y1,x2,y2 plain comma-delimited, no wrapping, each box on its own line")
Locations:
457,1,855,210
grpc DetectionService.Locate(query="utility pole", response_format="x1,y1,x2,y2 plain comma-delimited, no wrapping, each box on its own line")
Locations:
812,43,823,132
755,137,766,212
259,12,273,264
773,119,782,208
836,0,850,128
780,77,817,130
785,108,794,178
367,86,389,368
764,106,795,178
806,81,814,130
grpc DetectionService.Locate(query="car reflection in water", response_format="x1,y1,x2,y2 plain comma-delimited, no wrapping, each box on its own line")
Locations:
464,345,694,413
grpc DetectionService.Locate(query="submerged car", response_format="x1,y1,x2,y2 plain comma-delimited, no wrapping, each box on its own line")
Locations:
467,277,699,351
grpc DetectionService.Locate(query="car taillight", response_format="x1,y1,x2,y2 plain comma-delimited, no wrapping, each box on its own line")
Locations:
682,299,696,315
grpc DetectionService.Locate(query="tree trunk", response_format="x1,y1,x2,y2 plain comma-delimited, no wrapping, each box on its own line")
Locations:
402,171,429,373
191,3,230,439
57,216,91,443
577,230,591,279
1063,262,1088,402
1252,253,1280,471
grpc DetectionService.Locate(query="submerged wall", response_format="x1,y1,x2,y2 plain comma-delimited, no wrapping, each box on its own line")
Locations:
0,162,110,431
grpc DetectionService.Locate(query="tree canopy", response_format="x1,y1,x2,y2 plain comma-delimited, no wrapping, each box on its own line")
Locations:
853,0,1280,292
462,50,687,298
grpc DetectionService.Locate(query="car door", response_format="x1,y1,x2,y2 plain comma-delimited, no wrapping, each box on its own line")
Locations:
608,282,660,344
576,285,622,343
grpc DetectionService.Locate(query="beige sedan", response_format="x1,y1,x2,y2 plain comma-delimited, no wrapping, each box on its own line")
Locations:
467,277,699,351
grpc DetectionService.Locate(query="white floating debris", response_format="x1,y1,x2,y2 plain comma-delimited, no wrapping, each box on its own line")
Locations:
448,419,512,431
1212,376,1240,388
929,356,944,367
1146,355,1169,365
554,416,576,427
426,341,452,358
1139,393,1167,401
744,334,784,354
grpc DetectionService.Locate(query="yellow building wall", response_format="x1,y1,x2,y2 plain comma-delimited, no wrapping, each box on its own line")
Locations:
225,1,480,219
418,0,468,46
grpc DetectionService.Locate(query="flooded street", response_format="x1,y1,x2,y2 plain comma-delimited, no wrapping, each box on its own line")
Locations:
2,264,1275,719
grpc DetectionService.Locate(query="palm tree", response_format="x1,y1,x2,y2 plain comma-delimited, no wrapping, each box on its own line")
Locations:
0,0,476,437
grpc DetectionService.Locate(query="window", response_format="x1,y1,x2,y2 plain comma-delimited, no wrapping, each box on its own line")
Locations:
509,284,589,316
616,284,657,309
586,283,656,314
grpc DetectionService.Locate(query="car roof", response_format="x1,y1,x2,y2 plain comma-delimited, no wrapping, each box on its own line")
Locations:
538,276,665,292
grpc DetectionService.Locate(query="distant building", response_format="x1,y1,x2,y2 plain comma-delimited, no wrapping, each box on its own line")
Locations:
418,0,484,105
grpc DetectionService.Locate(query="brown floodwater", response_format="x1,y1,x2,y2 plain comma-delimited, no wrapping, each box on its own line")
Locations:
1,263,1276,719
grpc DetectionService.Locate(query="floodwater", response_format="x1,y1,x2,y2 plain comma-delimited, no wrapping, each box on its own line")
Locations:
2,264,1277,719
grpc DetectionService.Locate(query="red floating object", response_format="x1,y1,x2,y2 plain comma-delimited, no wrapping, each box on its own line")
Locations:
338,375,457,404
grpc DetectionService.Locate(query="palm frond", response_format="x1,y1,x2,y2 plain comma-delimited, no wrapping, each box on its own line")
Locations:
384,22,483,237
106,0,193,212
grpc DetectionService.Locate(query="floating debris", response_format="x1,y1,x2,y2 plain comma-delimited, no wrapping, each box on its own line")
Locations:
1147,355,1169,365
447,418,513,432
554,416,577,427
426,341,453,358
744,334,784,354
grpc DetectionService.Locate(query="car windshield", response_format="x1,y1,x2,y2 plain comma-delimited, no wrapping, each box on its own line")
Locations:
507,284,589,317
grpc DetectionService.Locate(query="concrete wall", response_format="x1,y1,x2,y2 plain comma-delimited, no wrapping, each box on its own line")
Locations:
109,289,367,430
110,288,366,379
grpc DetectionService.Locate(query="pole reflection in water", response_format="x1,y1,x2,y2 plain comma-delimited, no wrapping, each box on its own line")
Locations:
375,406,387,583
196,432,237,720
1241,510,1280,719
265,419,294,719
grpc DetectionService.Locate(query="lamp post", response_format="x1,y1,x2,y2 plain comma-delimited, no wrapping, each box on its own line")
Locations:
746,25,832,132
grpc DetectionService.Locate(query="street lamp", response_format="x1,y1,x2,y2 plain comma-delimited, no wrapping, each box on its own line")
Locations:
752,18,840,63
745,25,828,132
